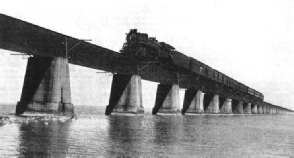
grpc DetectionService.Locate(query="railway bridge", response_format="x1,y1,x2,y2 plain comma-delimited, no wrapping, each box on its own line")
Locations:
0,14,292,115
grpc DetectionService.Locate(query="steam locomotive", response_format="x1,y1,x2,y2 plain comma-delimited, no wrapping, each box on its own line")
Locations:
120,29,264,100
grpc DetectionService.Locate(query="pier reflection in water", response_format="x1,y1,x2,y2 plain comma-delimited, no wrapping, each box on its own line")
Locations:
18,121,70,157
0,106,294,157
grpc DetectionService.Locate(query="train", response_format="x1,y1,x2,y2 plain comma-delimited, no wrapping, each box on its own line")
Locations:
120,29,264,100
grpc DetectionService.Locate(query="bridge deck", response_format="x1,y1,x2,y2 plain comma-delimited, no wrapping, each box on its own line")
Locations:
0,14,191,86
0,14,270,107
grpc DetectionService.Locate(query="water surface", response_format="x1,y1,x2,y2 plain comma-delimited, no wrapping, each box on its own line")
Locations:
0,105,294,157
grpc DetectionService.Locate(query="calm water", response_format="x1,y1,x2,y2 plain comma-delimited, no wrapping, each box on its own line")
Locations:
1,105,294,157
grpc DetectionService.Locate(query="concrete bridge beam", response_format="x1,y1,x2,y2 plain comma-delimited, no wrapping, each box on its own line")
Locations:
106,74,143,115
233,101,243,114
152,84,180,115
251,104,258,114
205,94,220,114
16,56,74,115
182,89,204,114
220,98,232,114
243,103,251,114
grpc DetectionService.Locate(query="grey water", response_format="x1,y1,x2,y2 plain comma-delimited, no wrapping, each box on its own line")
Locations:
0,105,294,157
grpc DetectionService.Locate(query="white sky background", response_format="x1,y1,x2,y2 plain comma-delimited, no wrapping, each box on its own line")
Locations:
0,0,293,110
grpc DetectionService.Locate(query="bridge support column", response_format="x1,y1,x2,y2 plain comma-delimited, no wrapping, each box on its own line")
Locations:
220,98,232,114
266,106,271,114
182,89,204,114
262,106,267,114
152,84,180,115
244,103,251,114
258,105,263,114
277,109,281,114
266,106,272,114
16,56,74,115
252,104,258,114
105,74,143,115
234,101,243,114
205,95,219,114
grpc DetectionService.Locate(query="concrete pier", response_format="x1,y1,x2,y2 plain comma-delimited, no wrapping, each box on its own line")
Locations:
262,106,267,114
272,108,276,114
205,95,220,114
234,101,243,114
182,89,204,114
152,84,180,114
252,104,258,114
277,109,281,114
106,74,143,115
266,107,272,114
258,105,263,114
243,103,251,114
16,56,74,115
220,98,232,114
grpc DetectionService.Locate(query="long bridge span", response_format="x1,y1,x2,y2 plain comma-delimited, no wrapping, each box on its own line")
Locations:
0,14,292,115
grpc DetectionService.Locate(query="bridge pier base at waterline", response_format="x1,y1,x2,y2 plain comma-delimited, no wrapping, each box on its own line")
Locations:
243,103,252,114
105,74,144,115
204,94,220,114
251,104,258,114
15,56,74,115
219,98,232,114
258,105,263,114
152,84,180,115
182,90,233,115
233,101,243,114
262,105,267,114
182,89,204,114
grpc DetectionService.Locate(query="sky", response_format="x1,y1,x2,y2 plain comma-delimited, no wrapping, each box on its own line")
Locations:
0,0,293,110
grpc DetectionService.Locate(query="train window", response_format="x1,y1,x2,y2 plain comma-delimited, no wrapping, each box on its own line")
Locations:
200,67,202,73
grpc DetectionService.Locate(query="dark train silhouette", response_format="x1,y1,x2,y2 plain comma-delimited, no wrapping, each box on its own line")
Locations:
120,29,264,100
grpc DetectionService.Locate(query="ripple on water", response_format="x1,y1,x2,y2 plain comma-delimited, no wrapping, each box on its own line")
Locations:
0,106,294,157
